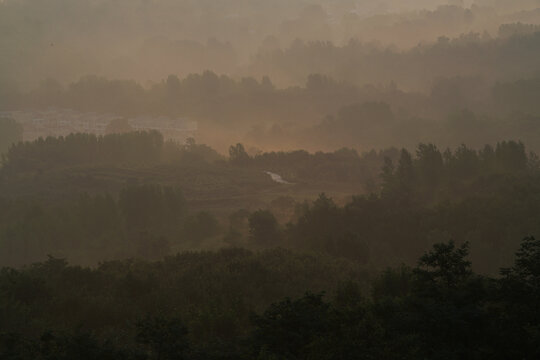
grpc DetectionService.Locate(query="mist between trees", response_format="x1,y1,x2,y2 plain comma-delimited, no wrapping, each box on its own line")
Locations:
0,131,538,275
2,1,540,358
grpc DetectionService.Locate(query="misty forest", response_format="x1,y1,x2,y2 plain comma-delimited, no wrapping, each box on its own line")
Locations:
2,0,540,359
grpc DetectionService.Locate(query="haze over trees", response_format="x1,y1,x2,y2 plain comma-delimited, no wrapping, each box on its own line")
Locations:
2,0,540,358
0,117,23,156
2,0,540,88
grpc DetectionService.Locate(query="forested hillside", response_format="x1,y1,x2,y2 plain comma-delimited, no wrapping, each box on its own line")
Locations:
2,238,540,359
1,133,539,275
3,1,540,358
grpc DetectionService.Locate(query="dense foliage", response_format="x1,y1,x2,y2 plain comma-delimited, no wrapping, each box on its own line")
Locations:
1,131,164,171
0,183,226,266
3,2,540,358
3,133,540,274
282,141,540,272
1,238,539,359
0,247,367,359
1,133,540,357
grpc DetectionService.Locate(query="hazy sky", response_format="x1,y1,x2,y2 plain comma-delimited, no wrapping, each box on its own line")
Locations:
1,0,539,89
